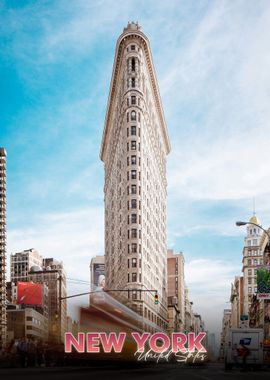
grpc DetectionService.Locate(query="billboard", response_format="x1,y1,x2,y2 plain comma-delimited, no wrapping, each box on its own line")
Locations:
257,266,270,294
17,281,43,306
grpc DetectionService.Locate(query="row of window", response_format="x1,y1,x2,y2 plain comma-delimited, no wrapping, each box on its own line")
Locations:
127,243,142,254
127,229,141,239
127,199,141,210
247,259,263,265
127,272,141,282
247,239,258,246
127,170,140,180
127,184,140,195
248,269,257,275
249,228,260,235
127,95,140,107
127,213,141,224
127,110,140,122
127,258,141,268
127,155,140,166
248,287,257,293
246,250,261,256
127,126,140,137
127,141,140,151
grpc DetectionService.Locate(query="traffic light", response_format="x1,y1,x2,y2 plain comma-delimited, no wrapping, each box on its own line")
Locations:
154,293,158,305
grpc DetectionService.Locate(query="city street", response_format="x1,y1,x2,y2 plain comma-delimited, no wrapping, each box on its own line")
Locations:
1,363,270,380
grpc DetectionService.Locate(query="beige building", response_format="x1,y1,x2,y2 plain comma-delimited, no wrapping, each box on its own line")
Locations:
10,248,43,283
28,258,67,343
184,287,194,332
7,307,48,343
219,309,231,361
242,215,264,317
100,22,170,331
0,148,7,349
167,249,185,332
230,275,244,328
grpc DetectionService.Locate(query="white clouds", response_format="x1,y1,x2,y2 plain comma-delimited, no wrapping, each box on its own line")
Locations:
7,207,104,280
185,258,239,333
162,1,270,206
7,207,104,318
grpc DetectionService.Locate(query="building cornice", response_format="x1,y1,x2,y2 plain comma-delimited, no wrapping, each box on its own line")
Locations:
100,28,171,162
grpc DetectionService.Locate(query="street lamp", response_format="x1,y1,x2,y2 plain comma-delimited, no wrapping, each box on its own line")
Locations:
236,221,270,242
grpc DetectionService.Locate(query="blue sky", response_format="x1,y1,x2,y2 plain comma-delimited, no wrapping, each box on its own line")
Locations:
1,0,270,334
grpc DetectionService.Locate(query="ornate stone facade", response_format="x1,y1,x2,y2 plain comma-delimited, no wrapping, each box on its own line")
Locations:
100,22,170,331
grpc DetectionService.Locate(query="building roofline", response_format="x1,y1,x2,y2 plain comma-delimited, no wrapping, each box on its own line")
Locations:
100,25,171,162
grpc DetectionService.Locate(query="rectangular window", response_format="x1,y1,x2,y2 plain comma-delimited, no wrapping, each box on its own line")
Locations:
248,269,252,275
131,185,137,194
131,155,136,165
131,170,136,179
127,171,129,180
127,157,129,166
131,229,137,238
248,287,252,293
131,141,136,150
131,126,136,135
131,96,136,105
132,291,137,300
131,214,137,223
131,78,135,88
131,45,135,50
131,199,137,209
127,128,129,137
132,273,137,282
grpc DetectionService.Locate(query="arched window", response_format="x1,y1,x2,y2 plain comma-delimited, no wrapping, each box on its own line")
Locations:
131,111,136,121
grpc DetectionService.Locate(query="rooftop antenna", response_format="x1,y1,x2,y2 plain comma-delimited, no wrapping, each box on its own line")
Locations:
253,197,256,216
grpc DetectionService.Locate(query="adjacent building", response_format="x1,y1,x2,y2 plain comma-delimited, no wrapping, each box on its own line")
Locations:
10,248,43,283
242,215,264,317
219,309,231,361
230,275,244,328
167,249,185,333
100,22,170,331
0,148,7,349
7,307,48,343
90,255,105,289
29,258,67,343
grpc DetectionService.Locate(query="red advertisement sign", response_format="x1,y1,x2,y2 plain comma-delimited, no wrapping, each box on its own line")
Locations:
17,281,43,306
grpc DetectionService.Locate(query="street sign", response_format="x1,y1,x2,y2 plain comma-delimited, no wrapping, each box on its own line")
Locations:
257,293,270,300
